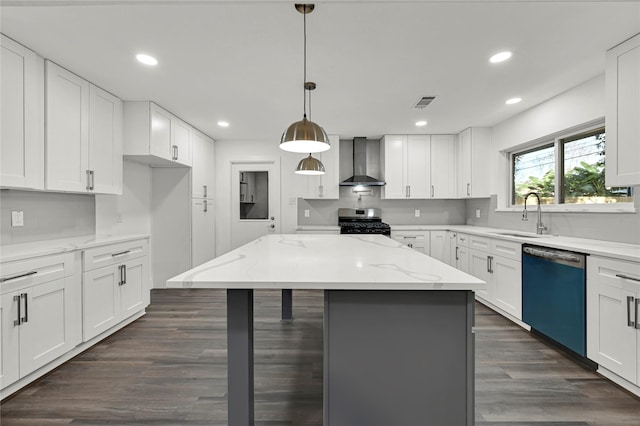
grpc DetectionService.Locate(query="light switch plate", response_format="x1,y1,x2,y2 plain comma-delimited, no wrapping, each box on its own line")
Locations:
414,209,420,217
304,209,310,218
11,211,24,227
475,209,481,218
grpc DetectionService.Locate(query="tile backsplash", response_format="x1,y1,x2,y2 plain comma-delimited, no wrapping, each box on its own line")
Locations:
1,190,95,245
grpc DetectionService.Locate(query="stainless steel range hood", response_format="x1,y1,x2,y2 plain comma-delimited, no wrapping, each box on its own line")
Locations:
340,137,386,187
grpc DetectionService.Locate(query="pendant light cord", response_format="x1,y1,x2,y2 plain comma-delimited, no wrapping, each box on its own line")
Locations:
302,8,307,118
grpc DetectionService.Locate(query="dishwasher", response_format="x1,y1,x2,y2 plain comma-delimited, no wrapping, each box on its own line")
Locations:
522,244,587,357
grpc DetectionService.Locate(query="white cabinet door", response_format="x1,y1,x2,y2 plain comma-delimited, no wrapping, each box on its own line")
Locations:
19,277,79,375
0,290,21,387
456,245,470,274
149,102,173,161
429,230,450,264
191,130,215,198
319,135,340,199
457,128,490,198
492,256,522,319
89,84,123,195
406,135,431,198
0,35,43,190
469,248,491,301
45,60,90,192
173,118,192,166
605,33,640,186
192,198,216,267
83,265,121,341
391,231,430,254
381,135,407,199
430,135,456,198
120,256,149,318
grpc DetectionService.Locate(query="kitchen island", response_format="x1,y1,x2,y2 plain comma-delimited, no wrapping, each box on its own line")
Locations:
167,234,485,426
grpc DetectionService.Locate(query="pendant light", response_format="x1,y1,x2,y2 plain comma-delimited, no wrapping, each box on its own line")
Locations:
294,83,326,175
280,4,330,154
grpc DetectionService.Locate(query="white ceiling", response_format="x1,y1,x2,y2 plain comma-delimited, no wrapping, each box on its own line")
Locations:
1,1,639,142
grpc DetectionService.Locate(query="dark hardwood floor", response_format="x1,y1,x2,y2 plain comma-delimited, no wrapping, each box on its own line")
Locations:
2,289,639,425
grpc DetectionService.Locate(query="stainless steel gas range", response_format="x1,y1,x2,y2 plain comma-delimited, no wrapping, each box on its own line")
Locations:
338,208,391,236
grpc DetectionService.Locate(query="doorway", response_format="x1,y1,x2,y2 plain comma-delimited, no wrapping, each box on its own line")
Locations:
231,161,281,249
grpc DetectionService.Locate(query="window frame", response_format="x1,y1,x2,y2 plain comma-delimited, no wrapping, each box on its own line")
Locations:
509,121,634,209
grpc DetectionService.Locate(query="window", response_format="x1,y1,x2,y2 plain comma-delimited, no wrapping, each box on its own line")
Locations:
511,124,633,206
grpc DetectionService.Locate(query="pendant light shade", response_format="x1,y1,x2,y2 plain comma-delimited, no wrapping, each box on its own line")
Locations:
280,4,330,154
281,117,330,153
295,154,325,175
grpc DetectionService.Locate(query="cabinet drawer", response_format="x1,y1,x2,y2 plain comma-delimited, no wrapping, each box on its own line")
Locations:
491,239,522,261
456,233,469,247
589,256,640,293
83,239,148,272
468,235,490,251
1,252,74,294
391,231,428,242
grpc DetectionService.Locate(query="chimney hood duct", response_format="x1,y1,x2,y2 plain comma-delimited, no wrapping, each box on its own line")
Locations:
340,137,386,187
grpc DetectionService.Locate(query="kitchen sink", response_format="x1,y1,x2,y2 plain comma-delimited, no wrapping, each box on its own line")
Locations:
490,231,546,238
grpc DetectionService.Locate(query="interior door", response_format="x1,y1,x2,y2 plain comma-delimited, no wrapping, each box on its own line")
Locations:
231,161,280,250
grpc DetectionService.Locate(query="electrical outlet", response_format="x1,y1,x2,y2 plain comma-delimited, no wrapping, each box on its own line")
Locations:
414,209,420,217
475,209,481,218
116,213,123,223
304,209,310,218
11,210,24,227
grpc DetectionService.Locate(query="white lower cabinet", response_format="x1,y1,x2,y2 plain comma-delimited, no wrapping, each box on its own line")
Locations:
587,256,640,386
454,233,470,273
429,230,455,265
82,239,149,341
0,253,80,389
468,237,522,320
192,198,216,267
391,230,430,254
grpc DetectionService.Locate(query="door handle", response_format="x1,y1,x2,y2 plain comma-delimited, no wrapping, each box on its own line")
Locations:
487,256,490,273
431,185,434,197
21,293,28,324
86,169,92,190
203,200,208,213
636,299,640,330
627,296,635,327
1,270,37,283
123,264,127,285
203,185,207,198
13,295,21,326
617,273,640,282
90,170,95,190
118,265,123,286
112,250,131,257
455,246,459,261
269,224,275,229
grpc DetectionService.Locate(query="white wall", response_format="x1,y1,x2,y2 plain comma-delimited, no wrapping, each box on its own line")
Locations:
214,139,307,256
95,160,151,235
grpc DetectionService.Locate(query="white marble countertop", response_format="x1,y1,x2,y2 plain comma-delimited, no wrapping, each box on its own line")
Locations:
300,224,639,262
167,234,486,291
0,234,150,263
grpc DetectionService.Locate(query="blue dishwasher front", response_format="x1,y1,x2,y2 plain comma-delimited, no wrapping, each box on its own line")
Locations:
522,245,587,356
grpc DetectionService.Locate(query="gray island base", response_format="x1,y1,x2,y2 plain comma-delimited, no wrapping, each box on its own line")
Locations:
168,234,485,425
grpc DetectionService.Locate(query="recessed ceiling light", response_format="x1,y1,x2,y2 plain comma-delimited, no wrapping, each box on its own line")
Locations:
505,97,522,105
489,51,512,64
136,54,158,66
415,120,427,127
217,121,230,127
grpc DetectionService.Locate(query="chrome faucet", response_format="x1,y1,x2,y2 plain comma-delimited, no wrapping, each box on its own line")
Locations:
522,192,547,235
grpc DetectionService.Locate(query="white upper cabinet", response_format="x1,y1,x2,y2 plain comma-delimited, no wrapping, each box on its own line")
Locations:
88,85,123,194
191,129,215,199
45,60,90,192
299,135,340,199
381,134,456,199
0,35,44,190
456,127,490,198
45,60,122,194
124,101,192,167
430,135,457,198
605,33,640,187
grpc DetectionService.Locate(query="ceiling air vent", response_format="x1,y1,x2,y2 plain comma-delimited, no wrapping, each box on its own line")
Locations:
412,96,436,109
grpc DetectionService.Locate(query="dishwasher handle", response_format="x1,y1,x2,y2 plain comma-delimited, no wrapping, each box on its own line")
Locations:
523,246,585,267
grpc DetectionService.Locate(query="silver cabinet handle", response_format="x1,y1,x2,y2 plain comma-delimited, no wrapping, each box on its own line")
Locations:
203,200,208,213
86,169,92,190
0,270,37,283
467,183,471,196
21,293,28,323
123,264,127,285
13,295,21,326
112,250,131,257
176,145,179,161
616,273,640,283
90,170,95,190
203,185,207,198
487,256,490,273
627,296,635,327
118,265,123,286
431,185,434,197
171,145,178,160
636,299,640,330
455,246,459,261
